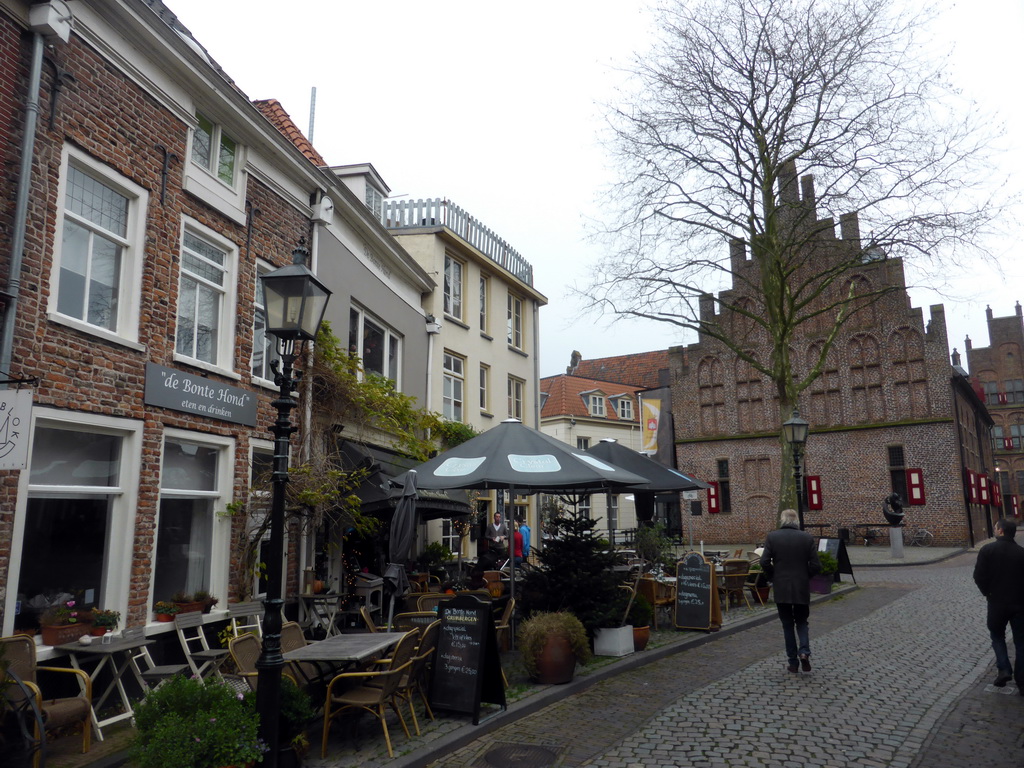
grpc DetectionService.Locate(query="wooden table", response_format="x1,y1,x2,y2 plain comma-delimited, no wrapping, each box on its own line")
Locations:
282,631,406,665
56,634,155,741
296,593,343,637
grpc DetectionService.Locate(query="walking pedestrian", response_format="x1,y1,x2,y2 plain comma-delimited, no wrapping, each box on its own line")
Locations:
972,517,1024,691
760,508,821,673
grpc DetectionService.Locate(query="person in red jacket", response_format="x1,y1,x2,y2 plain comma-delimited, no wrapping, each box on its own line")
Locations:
973,518,1024,691
512,521,525,566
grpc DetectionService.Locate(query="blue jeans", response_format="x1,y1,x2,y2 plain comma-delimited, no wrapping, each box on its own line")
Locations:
986,604,1024,683
776,603,810,665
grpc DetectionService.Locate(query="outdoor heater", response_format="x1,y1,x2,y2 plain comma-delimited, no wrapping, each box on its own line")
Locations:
255,241,331,767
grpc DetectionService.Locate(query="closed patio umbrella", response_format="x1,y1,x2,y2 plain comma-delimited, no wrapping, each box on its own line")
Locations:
384,470,417,630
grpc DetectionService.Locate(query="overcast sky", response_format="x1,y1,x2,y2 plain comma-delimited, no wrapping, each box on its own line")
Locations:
168,0,1024,378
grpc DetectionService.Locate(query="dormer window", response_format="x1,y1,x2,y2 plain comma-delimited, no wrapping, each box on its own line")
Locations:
587,393,606,417
192,112,237,185
365,186,384,220
616,397,634,421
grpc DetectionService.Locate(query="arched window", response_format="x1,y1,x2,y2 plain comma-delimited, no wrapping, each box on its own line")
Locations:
807,341,841,427
735,355,765,432
849,334,884,423
890,328,930,418
697,357,726,434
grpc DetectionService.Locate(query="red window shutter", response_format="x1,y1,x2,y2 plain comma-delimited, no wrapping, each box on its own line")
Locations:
998,392,1008,404
905,468,926,505
994,484,1003,508
1005,437,1015,450
805,475,823,510
979,473,990,505
1013,496,1020,518
707,481,720,513
966,469,978,504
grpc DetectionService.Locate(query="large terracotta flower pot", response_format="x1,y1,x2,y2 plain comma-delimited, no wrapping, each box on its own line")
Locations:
533,634,577,685
632,625,651,651
41,622,93,646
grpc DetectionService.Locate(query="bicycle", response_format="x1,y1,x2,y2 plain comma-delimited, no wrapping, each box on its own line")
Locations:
902,526,934,547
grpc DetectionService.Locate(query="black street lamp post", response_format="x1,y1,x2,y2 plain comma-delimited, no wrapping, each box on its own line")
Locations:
782,409,810,531
255,242,331,767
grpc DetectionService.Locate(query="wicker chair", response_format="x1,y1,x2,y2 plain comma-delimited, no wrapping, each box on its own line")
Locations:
395,619,440,734
719,558,752,610
637,577,675,630
1,634,92,765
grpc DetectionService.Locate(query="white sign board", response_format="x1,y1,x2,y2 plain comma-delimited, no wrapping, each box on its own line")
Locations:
0,389,33,470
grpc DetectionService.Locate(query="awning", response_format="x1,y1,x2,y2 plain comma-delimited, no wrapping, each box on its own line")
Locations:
338,440,473,520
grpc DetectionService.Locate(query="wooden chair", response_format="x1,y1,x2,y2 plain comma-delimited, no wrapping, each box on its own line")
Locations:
483,570,505,596
227,600,263,638
281,621,331,693
122,627,188,690
416,593,451,613
637,577,675,630
174,611,229,679
494,597,516,653
719,558,752,610
359,605,380,633
1,634,92,765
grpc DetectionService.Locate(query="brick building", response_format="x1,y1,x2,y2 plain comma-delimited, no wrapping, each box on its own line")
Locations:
669,169,995,547
0,0,438,647
964,303,1024,515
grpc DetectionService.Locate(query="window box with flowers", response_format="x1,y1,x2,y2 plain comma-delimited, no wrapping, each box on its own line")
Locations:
39,600,93,646
91,609,121,636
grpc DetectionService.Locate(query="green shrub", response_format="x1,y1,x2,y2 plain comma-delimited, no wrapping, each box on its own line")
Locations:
517,611,591,679
818,550,839,575
130,676,263,768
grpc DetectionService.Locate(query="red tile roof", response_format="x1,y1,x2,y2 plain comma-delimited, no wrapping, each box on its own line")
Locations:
540,374,645,420
568,350,671,389
253,99,326,167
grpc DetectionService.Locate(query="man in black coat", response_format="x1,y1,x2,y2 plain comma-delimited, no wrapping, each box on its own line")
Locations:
973,518,1024,691
760,508,821,673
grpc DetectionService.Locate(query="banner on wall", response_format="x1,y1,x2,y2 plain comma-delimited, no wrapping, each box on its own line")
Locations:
0,389,33,470
640,397,660,454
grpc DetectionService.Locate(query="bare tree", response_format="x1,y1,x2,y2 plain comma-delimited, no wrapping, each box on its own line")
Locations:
587,0,1002,504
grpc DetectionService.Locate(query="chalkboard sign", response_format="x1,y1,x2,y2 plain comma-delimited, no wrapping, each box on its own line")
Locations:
817,538,856,583
430,594,506,723
674,551,720,631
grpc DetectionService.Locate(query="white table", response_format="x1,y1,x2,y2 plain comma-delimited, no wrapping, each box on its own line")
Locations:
297,593,343,637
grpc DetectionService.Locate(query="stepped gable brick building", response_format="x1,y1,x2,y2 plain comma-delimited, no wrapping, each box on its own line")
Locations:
964,302,1024,515
669,166,994,547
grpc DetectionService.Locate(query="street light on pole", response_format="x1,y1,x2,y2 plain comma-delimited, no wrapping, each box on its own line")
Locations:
782,409,810,531
255,241,331,767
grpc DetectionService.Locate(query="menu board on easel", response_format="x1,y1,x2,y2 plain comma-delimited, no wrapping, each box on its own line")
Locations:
674,551,722,631
818,538,856,583
430,594,506,724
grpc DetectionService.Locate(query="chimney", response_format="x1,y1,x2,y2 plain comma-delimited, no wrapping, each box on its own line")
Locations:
800,174,816,215
839,212,861,249
778,160,799,205
951,348,961,367
729,238,746,272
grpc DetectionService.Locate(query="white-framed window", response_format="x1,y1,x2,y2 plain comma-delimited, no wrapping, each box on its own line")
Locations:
10,410,143,640
444,254,464,320
508,376,525,420
576,437,590,450
507,293,523,349
479,275,490,333
578,494,592,520
617,398,634,420
154,430,234,604
192,111,237,186
587,394,606,417
175,223,238,372
248,441,276,599
365,186,384,221
349,305,402,386
441,519,460,555
50,145,147,344
443,352,465,422
608,494,619,531
252,262,276,383
479,364,490,412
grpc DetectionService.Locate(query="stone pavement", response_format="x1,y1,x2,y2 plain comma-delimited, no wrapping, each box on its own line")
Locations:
392,547,1021,768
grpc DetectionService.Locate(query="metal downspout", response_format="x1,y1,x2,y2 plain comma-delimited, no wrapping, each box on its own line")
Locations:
0,32,45,387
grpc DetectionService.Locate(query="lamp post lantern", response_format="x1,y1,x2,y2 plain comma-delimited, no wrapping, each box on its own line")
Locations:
782,409,810,531
255,241,330,767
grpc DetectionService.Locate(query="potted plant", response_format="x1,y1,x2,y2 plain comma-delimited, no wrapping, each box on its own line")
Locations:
171,592,206,614
626,593,653,651
517,611,592,684
130,675,263,768
153,601,180,622
810,551,838,595
38,600,93,646
91,609,121,636
278,677,316,767
193,590,219,614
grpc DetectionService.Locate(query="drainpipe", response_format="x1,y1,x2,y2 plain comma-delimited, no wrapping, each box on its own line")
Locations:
0,31,46,387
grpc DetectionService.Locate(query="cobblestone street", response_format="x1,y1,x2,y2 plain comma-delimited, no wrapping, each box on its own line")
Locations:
414,551,1022,768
